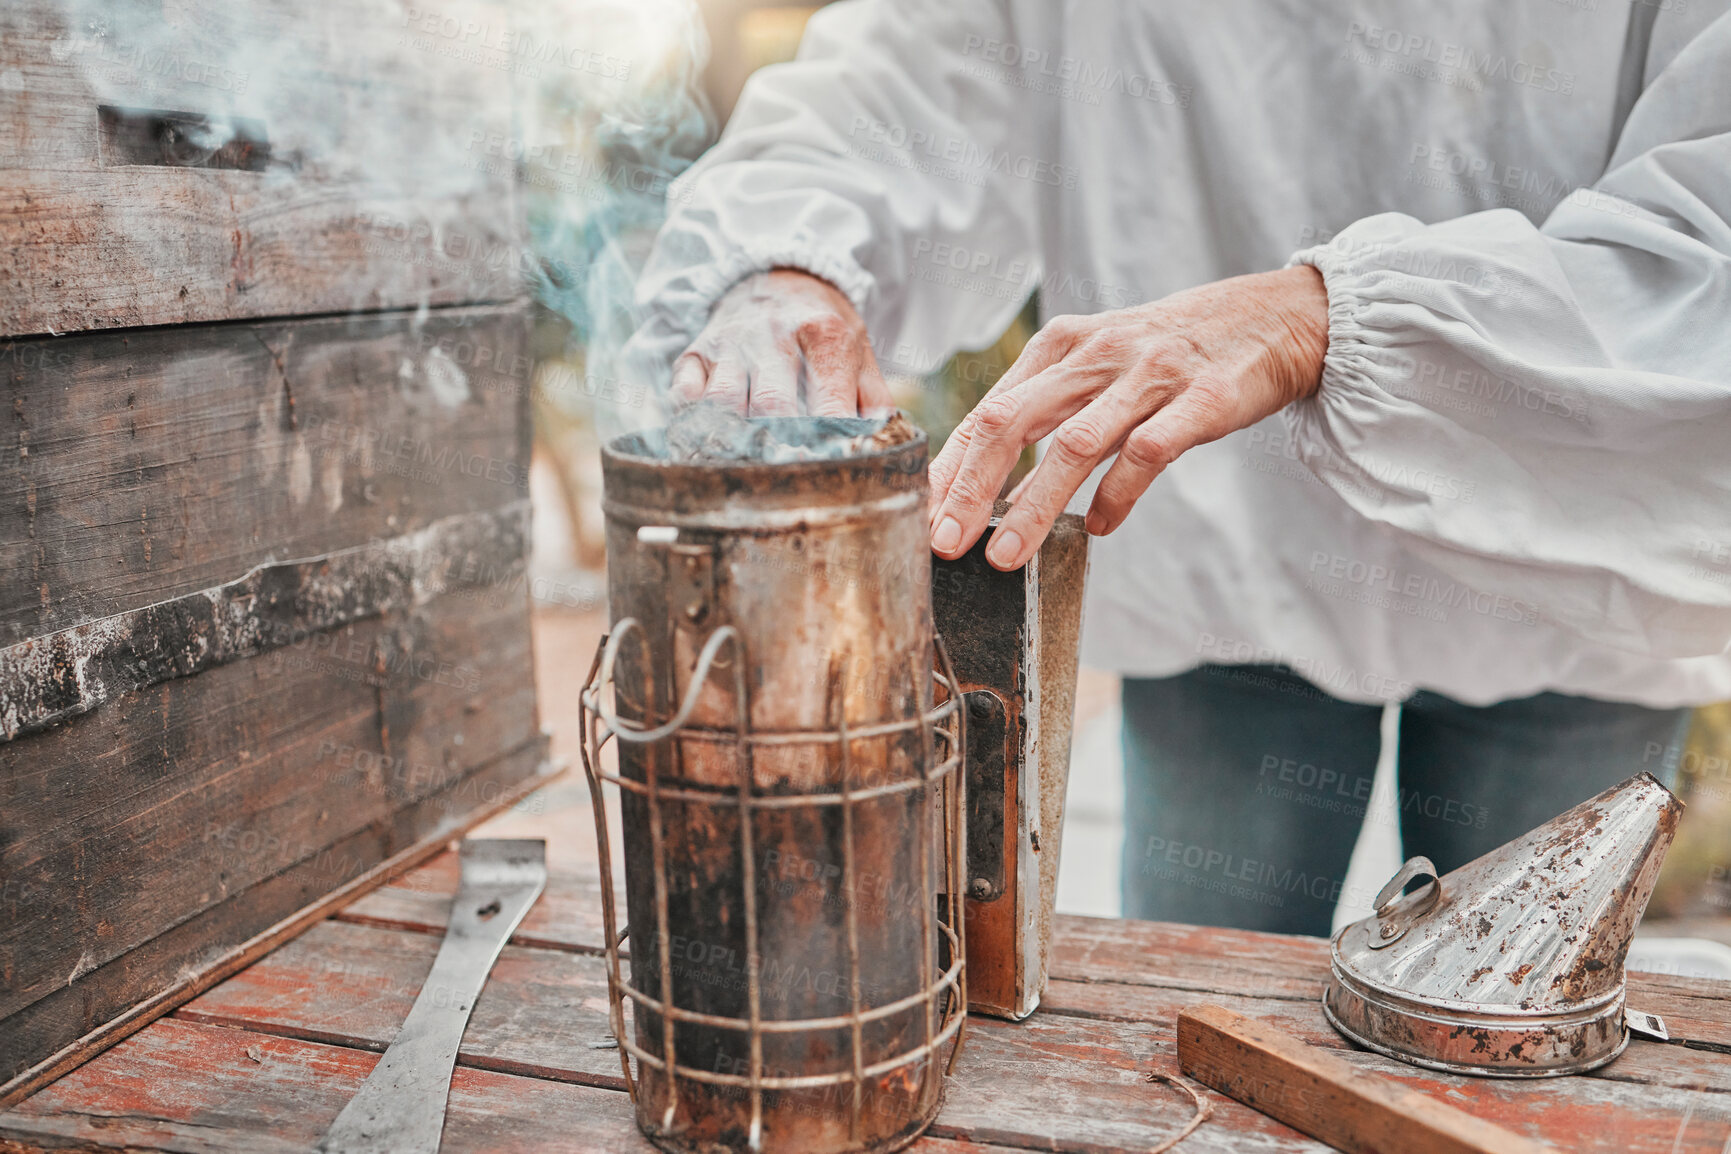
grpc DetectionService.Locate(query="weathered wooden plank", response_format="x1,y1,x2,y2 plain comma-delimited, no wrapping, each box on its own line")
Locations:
1048,914,1331,1001
339,852,613,956
1178,1003,1554,1154
1621,970,1731,1050
0,0,526,336
1,587,536,1017
936,1013,1328,1154
176,918,626,1087
222,792,1731,1152
1,589,537,1068
0,741,551,1110
1052,916,1731,1021
1,304,532,645
0,1020,1026,1153
1048,966,1731,1074
1048,912,1731,1034
1,503,527,739
1044,977,1349,1038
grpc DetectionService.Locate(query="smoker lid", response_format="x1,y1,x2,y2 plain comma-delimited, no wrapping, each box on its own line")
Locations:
1325,772,1682,1076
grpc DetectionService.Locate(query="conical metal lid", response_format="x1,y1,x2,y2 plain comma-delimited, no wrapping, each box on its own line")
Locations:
1325,772,1683,1076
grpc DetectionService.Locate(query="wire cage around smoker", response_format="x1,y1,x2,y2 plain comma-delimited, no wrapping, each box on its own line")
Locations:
580,618,969,1154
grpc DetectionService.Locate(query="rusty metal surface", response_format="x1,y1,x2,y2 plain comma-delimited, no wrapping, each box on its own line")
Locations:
583,419,966,1154
1325,772,1684,1076
931,521,1027,1021
930,511,1088,1021
961,690,1008,904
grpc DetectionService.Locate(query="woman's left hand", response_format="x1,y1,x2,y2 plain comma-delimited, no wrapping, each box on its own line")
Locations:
927,265,1331,569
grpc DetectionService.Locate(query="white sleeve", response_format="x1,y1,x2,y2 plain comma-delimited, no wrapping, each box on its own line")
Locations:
1288,14,1731,660
630,0,1046,379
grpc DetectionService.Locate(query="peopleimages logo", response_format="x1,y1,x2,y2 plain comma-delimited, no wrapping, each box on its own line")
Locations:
1307,551,1540,626
1388,356,1591,427
1141,836,1372,906
907,239,1136,309
1408,144,1571,201
1344,22,1575,94
847,116,1082,189
958,34,1192,108
54,34,250,93
399,7,631,79
1193,632,1414,700
1255,755,1488,829
302,413,530,491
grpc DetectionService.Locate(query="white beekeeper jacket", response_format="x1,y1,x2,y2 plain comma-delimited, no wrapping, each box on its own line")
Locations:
632,0,1731,708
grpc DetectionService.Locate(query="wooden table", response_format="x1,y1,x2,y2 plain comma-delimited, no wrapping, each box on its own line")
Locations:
7,782,1731,1154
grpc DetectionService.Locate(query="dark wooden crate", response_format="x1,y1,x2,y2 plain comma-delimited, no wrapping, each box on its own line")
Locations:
0,301,549,1104
0,0,551,1103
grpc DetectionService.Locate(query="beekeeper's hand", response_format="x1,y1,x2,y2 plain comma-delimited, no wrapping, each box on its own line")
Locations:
670,269,896,418
928,266,1329,570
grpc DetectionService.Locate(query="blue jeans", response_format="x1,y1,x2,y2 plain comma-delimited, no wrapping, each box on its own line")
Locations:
1119,664,1692,937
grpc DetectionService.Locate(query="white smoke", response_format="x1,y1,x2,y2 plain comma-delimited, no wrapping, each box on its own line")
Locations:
35,0,513,289
27,0,714,401
511,0,713,440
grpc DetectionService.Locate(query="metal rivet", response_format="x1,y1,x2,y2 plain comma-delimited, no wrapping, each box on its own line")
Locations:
969,695,992,720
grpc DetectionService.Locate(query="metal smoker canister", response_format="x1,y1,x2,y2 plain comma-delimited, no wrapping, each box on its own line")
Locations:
582,417,967,1154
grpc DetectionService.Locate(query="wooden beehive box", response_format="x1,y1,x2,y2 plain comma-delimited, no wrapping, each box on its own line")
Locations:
0,0,550,1104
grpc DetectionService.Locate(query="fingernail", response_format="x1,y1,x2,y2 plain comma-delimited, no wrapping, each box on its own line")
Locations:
987,529,1022,568
932,516,961,554
1084,511,1105,535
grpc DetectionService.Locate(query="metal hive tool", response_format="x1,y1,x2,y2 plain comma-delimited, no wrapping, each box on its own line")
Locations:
317,839,547,1153
1325,772,1684,1077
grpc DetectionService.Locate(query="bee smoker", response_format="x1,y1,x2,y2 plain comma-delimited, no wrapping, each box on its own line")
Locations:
581,416,967,1154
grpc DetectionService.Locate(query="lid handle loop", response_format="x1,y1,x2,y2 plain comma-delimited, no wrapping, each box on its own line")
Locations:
1368,856,1441,949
